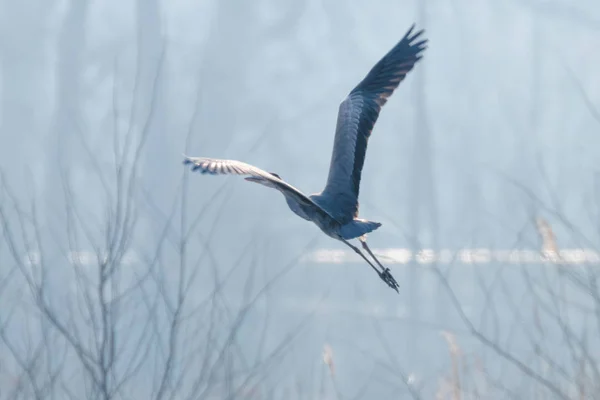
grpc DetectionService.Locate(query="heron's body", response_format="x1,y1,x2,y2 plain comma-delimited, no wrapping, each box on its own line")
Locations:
184,25,428,292
285,192,381,241
242,172,382,241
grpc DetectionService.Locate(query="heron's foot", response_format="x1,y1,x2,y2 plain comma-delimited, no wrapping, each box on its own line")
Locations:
379,267,399,293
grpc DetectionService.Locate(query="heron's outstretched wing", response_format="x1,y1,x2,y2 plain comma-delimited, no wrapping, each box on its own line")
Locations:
183,156,333,219
320,24,427,222
183,156,276,180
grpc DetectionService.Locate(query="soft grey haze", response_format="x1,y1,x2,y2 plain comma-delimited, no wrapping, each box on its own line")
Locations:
1,0,600,399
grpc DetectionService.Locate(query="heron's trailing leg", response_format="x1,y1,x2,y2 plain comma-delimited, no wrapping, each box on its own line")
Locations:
341,239,399,293
359,235,399,292
341,239,380,274
359,235,386,269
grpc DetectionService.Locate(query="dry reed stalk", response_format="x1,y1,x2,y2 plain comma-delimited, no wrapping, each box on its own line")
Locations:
323,343,335,377
536,216,560,261
441,330,462,400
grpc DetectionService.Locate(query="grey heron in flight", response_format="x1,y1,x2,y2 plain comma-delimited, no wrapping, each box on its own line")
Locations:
184,24,427,293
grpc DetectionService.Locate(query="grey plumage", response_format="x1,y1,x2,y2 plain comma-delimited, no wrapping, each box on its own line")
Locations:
317,25,426,222
183,24,428,293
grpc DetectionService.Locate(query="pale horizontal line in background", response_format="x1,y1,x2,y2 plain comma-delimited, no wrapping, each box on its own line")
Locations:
20,248,600,267
302,248,600,265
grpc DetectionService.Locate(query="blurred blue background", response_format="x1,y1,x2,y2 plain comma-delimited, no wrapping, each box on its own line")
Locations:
1,0,599,398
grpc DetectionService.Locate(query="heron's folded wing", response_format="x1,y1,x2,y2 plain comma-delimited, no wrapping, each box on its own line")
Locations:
183,156,333,219
320,24,427,222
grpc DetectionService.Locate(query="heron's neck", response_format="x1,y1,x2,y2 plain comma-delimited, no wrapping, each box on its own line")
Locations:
285,197,311,221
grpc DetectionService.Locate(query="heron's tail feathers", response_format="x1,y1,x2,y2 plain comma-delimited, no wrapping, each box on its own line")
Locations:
340,219,382,240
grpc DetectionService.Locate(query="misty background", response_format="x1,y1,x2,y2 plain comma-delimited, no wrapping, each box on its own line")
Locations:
1,0,600,399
